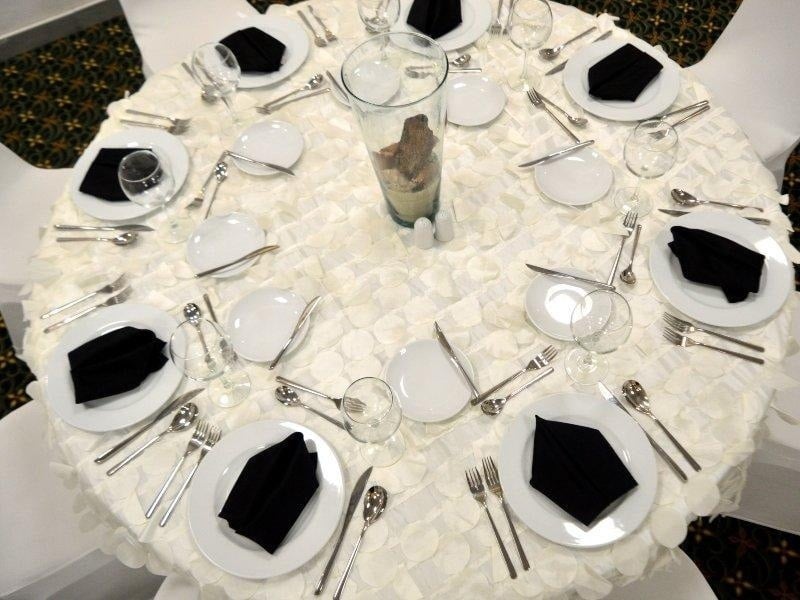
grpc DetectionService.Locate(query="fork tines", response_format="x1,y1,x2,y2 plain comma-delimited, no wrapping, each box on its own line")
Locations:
482,456,500,488
535,344,558,367
662,326,684,346
465,466,485,496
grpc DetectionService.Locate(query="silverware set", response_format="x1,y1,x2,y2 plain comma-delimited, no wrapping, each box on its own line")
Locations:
276,376,366,412
43,286,133,333
619,223,642,285
526,87,580,143
299,8,335,48
606,209,639,285
662,323,765,364
275,385,346,430
121,109,192,134
473,345,558,405
481,366,555,415
41,274,127,320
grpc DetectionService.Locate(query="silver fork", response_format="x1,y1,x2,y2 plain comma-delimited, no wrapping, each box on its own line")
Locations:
466,467,517,579
189,152,227,209
483,457,528,570
663,327,765,365
471,345,558,405
119,119,189,135
490,0,504,35
308,6,337,43
145,421,209,518
124,109,191,129
526,88,580,143
40,274,127,319
663,313,765,353
606,210,638,285
159,424,221,526
43,288,132,333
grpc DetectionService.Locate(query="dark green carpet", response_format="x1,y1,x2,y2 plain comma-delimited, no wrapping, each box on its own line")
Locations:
1,2,798,598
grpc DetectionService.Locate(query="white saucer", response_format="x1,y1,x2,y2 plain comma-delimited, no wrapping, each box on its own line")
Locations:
345,60,401,105
447,74,506,127
232,121,304,176
186,212,266,278
534,147,613,206
227,287,309,362
499,392,657,548
524,267,595,340
188,420,345,579
385,339,475,423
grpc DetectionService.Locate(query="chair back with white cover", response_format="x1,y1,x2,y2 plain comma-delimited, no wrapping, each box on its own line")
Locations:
688,0,800,188
606,549,717,600
119,0,259,77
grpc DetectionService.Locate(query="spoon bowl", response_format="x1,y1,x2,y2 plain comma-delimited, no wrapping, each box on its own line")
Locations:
451,53,471,67
276,385,301,407
108,232,138,246
621,380,652,416
363,485,388,525
168,402,198,432
480,397,506,416
671,187,764,212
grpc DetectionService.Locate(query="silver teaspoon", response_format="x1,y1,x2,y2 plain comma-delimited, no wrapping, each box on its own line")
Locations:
275,386,345,430
539,26,597,60
481,367,555,416
260,74,324,110
56,232,138,246
671,188,764,212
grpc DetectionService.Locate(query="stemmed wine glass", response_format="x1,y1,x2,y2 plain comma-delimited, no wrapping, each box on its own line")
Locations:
169,318,251,408
565,289,632,386
191,43,241,123
118,148,193,243
508,0,553,91
615,119,679,216
341,377,404,466
357,0,400,34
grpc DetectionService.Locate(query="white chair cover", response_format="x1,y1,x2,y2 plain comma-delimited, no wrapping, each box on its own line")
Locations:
119,0,260,77
688,0,800,188
153,574,200,600
606,549,717,599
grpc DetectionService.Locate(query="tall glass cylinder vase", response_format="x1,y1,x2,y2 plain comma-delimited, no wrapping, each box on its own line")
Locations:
342,32,448,227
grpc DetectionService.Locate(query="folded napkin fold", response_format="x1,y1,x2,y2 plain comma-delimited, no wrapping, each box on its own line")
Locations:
218,431,319,554
79,148,145,202
587,43,663,102
220,27,286,74
407,0,463,39
530,416,638,526
68,326,168,404
668,225,765,303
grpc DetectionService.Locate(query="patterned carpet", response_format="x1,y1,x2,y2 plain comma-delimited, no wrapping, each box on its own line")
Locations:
1,1,798,598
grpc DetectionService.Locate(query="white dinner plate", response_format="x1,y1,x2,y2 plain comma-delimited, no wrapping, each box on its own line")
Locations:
447,74,506,127
346,60,401,105
525,267,595,340
227,287,309,362
232,121,304,176
188,420,345,579
43,304,183,432
385,339,475,423
563,37,681,121
70,129,190,222
186,212,266,278
534,147,613,206
649,211,793,328
499,392,657,548
393,0,493,52
220,16,310,89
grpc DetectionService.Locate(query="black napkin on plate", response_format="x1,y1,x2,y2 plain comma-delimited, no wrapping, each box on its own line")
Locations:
530,416,638,527
68,326,168,404
219,27,286,74
587,43,663,102
668,225,765,303
407,0,463,39
218,431,319,554
78,148,145,202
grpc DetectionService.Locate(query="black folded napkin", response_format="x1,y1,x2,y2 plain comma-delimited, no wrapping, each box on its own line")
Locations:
530,416,638,527
587,43,663,102
407,0,463,39
668,225,765,303
68,326,168,404
219,431,319,554
219,27,286,74
79,148,146,202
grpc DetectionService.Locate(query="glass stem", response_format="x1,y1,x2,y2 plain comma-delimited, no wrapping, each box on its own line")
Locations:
579,351,597,372
633,176,643,201
221,93,239,122
521,49,529,88
160,203,176,234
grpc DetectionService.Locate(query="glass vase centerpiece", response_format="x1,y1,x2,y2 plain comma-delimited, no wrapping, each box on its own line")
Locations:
341,32,448,227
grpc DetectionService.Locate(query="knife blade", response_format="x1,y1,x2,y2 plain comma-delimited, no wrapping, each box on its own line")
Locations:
314,466,373,595
55,223,155,232
526,264,615,291
194,244,279,278
93,388,204,463
518,140,595,168
325,69,349,103
269,296,322,370
596,383,688,482
434,321,480,399
545,30,613,75
224,150,295,176
657,208,771,226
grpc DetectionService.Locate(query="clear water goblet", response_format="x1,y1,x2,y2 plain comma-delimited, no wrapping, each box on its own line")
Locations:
342,376,404,466
508,0,553,91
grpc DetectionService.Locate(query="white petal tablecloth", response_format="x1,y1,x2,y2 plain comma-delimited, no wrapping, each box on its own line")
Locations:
21,2,799,598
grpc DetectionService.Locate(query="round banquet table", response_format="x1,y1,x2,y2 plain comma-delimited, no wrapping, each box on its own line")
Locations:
21,1,800,598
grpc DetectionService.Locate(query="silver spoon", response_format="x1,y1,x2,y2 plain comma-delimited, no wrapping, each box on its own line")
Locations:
619,223,642,285
56,232,138,246
182,62,217,104
183,303,217,370
538,93,588,127
106,402,198,475
451,53,471,67
275,386,345,430
204,161,228,219
539,26,597,60
332,486,388,600
671,188,764,213
622,380,702,472
481,367,555,416
259,74,324,111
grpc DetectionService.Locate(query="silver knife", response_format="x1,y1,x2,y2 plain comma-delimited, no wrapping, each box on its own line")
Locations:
518,140,594,168
194,244,279,278
545,30,613,75
434,321,480,399
269,296,322,370
325,69,349,103
314,466,373,595
224,150,295,176
56,224,154,232
526,264,616,291
657,208,771,226
596,383,688,482
93,388,204,463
